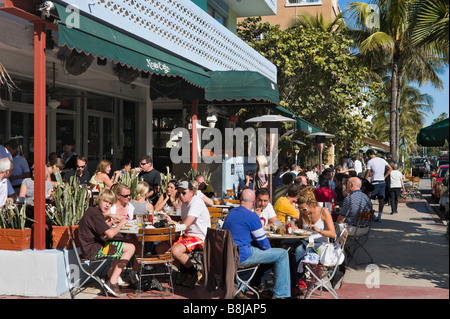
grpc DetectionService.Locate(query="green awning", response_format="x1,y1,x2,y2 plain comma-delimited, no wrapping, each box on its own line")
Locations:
275,106,321,134
54,3,210,89
417,118,449,147
205,71,280,104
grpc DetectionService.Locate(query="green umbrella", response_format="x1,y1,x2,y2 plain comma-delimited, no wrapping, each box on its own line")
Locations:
417,118,449,147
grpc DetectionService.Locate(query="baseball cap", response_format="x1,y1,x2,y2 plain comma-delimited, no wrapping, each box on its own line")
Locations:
177,181,193,190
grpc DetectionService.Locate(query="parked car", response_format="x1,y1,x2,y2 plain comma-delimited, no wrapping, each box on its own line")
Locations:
412,157,427,177
438,169,449,219
431,165,449,202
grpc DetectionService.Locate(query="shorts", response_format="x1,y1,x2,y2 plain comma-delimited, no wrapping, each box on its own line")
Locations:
173,234,204,253
371,182,386,200
94,241,124,260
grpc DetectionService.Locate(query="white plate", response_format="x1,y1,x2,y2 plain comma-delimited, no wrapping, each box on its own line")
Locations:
294,229,311,236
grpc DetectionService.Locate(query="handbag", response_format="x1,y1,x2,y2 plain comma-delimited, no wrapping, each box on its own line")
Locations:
317,230,345,267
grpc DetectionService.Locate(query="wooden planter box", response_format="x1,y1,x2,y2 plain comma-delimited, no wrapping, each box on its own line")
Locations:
51,225,79,249
0,228,32,251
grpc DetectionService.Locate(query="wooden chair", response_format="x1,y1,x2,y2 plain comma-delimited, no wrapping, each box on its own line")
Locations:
208,207,224,229
223,199,240,204
135,227,176,298
226,189,235,198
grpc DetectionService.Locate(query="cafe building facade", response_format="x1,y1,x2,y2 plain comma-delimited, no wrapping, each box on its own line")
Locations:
0,0,280,296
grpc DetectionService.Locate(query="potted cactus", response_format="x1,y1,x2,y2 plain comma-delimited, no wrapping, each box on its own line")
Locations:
117,169,139,200
0,202,33,251
45,170,90,249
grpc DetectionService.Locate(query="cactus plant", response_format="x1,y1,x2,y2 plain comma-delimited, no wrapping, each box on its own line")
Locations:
184,168,211,184
160,166,177,193
45,170,90,226
0,202,32,230
116,169,139,200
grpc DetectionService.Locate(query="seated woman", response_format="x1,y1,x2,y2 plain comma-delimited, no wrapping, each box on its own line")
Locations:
78,188,135,298
314,175,338,206
19,166,54,204
131,181,154,217
90,160,114,190
293,187,336,292
154,179,180,212
46,158,65,187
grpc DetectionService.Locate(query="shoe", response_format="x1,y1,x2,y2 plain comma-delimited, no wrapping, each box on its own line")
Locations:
292,279,308,295
234,291,249,299
103,280,127,298
182,271,202,287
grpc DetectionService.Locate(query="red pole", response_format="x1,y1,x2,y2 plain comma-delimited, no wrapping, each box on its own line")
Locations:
33,22,47,250
191,99,199,171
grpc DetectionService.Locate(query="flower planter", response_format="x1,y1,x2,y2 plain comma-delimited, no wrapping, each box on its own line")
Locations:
0,228,32,251
51,225,79,249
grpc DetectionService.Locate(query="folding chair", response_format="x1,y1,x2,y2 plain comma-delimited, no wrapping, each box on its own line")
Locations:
135,227,176,298
303,229,348,299
346,210,374,265
68,225,111,299
235,264,260,299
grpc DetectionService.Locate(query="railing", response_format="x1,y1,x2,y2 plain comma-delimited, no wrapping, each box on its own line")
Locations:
61,0,277,83
286,0,322,5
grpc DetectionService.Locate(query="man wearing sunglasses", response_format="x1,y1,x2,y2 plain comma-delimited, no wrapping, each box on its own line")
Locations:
64,155,90,186
157,181,210,287
137,155,161,204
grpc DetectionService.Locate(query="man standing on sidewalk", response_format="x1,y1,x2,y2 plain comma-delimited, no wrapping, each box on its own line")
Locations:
365,149,392,222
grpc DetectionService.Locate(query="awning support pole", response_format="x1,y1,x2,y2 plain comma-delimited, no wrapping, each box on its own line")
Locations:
191,99,199,171
33,22,47,250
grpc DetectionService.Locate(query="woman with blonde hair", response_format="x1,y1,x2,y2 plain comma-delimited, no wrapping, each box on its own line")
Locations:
131,181,154,216
292,187,336,294
90,160,114,190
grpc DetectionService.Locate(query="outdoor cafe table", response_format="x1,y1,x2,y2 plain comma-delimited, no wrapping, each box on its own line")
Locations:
119,222,186,234
266,231,311,250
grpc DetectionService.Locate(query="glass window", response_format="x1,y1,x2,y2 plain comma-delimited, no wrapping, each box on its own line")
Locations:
0,110,6,145
10,111,34,165
207,3,228,26
153,111,183,148
87,93,115,113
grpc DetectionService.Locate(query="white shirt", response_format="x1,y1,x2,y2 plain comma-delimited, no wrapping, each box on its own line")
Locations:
366,157,389,182
181,195,211,241
256,203,277,226
110,203,135,220
0,178,8,207
390,170,404,189
354,160,363,175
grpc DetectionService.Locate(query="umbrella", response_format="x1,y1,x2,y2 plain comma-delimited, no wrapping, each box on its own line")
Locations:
417,118,449,147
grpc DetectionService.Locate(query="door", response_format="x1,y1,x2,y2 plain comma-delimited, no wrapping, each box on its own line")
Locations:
87,114,115,173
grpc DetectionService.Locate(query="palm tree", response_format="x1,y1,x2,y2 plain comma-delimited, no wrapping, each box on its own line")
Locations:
289,12,346,32
345,0,446,163
409,0,449,61
371,78,434,154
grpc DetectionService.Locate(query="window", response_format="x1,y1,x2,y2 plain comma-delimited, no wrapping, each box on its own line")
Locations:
207,3,228,26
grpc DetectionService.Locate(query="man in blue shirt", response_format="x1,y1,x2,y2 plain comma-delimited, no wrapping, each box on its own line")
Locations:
222,189,291,299
336,177,372,235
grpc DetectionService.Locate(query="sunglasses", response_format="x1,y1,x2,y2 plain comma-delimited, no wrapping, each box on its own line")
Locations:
178,191,189,196
119,193,131,198
139,162,148,166
77,165,86,168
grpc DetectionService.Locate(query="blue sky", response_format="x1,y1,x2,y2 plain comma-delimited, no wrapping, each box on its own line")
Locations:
338,0,449,127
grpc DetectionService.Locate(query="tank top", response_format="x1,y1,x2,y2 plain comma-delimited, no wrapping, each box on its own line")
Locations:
302,207,329,243
131,201,148,215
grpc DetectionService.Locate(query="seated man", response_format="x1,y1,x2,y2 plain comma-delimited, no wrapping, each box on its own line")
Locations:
254,187,278,227
158,181,211,287
336,177,373,236
63,155,90,186
78,189,136,298
223,189,291,299
195,174,215,198
273,183,301,224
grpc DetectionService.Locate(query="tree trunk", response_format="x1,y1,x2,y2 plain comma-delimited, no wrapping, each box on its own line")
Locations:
390,61,399,162
395,70,403,164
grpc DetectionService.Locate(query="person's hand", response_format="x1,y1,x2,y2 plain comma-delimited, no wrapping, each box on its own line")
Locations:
162,214,173,223
254,207,262,216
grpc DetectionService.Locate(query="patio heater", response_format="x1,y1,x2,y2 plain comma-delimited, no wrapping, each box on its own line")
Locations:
245,115,296,202
306,132,335,175
292,140,306,166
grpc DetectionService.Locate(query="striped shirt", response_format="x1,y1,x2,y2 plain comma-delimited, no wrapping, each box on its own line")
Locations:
223,206,271,263
339,190,372,225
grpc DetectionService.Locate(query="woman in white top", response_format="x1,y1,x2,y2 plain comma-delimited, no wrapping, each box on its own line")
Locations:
389,163,406,214
295,187,336,260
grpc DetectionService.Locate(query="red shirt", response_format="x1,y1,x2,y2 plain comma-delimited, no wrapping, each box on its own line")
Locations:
314,187,337,203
